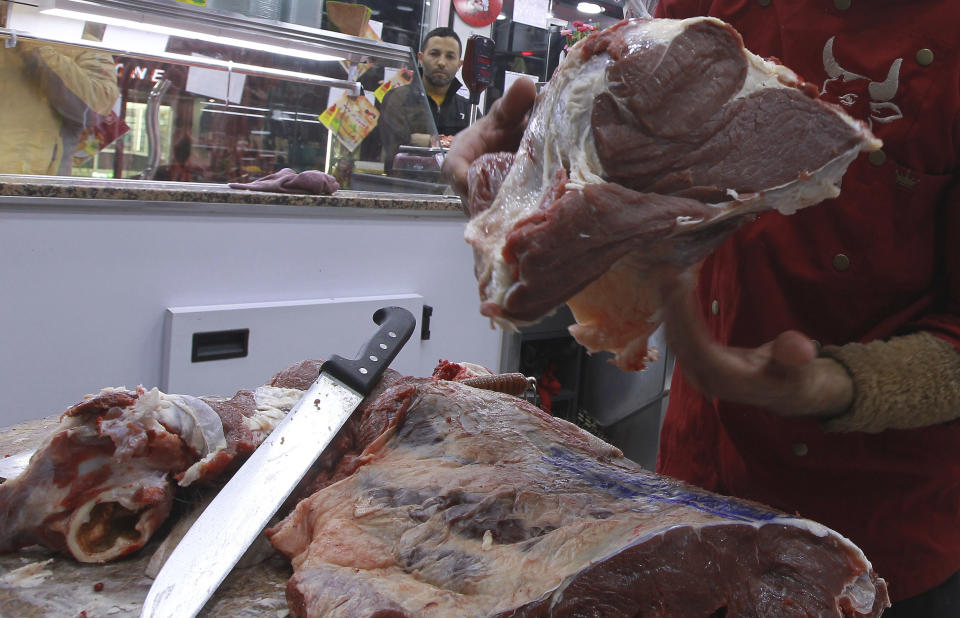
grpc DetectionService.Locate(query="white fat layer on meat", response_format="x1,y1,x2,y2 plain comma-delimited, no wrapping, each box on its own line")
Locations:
62,420,100,441
160,394,227,458
737,50,799,97
73,386,296,488
246,385,304,443
76,455,110,477
97,388,176,460
845,572,883,615
553,56,609,188
178,386,302,487
91,470,169,513
160,393,228,487
456,362,494,377
622,15,689,46
62,385,300,488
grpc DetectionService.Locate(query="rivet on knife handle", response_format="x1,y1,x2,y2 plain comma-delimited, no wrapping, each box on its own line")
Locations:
322,306,416,395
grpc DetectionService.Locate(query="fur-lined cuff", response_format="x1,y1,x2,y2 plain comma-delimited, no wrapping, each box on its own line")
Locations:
818,332,960,433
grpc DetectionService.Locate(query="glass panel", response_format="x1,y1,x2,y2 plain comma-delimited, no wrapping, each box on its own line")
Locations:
201,0,426,50
0,0,450,195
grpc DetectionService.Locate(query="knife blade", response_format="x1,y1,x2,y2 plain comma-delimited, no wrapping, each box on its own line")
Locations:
140,305,416,618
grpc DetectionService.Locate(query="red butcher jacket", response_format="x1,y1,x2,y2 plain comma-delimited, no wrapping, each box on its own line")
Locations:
654,0,960,601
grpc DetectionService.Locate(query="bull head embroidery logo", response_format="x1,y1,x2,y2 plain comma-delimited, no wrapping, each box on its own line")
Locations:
821,36,903,128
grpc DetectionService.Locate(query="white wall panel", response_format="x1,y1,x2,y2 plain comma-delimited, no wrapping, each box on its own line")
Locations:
163,294,424,396
0,203,501,426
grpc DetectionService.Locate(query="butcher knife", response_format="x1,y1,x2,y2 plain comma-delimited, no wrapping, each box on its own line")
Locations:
140,306,416,618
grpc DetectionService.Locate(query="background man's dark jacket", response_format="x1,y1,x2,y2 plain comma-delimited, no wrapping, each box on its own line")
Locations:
380,77,470,173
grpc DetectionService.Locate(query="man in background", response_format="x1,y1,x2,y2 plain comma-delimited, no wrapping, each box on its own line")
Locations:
380,27,471,174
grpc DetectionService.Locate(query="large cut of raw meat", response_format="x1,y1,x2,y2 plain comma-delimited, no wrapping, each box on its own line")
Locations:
268,368,890,617
464,17,881,370
0,384,302,562
0,361,889,615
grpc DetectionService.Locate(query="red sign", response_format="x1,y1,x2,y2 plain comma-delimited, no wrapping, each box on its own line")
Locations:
453,0,503,28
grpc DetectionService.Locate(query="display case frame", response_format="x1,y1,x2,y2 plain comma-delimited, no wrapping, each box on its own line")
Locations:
0,0,450,194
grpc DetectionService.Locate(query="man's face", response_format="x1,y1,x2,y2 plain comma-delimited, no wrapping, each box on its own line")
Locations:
418,36,463,90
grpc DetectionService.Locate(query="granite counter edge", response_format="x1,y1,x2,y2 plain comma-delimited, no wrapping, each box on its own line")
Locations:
0,180,464,214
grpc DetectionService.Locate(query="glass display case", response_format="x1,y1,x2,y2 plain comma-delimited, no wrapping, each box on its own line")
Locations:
0,0,451,194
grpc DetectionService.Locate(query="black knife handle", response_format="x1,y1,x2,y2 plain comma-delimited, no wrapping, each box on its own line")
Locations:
322,306,416,395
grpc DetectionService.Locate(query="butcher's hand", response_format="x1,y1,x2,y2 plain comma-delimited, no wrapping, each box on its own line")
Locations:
442,78,537,199
661,277,854,418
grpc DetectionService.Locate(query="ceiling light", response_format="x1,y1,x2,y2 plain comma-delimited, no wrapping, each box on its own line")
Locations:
576,2,604,14
497,13,507,20
33,0,408,72
39,8,336,62
204,102,270,112
202,109,265,119
5,24,355,90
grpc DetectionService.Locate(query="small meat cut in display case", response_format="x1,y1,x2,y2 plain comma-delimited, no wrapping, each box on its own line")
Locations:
1,358,888,616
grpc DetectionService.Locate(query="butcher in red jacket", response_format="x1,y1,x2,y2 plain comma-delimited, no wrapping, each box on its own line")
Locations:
444,1,960,615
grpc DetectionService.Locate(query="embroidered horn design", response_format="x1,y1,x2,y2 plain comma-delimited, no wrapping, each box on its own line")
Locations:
823,36,865,81
868,58,902,103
